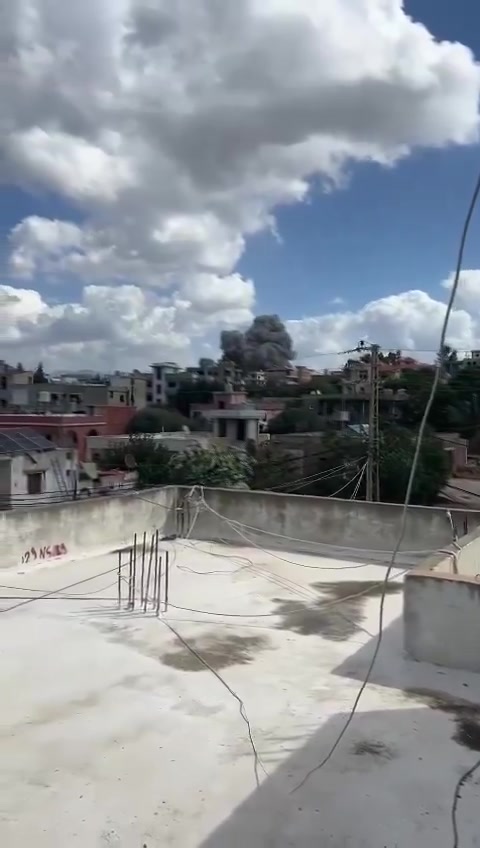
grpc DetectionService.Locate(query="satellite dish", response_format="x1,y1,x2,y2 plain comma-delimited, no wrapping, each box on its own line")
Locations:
124,453,137,469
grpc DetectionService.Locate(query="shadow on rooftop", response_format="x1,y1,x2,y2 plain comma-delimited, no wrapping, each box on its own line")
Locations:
197,701,480,848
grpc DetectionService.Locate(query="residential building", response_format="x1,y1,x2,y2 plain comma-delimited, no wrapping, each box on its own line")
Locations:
0,429,76,509
0,413,106,462
150,362,183,405
195,391,264,444
0,361,34,409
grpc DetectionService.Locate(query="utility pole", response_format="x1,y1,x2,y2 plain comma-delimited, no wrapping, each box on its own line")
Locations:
366,343,380,502
342,340,382,502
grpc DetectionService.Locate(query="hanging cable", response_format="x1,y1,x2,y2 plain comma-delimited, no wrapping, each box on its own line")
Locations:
291,160,480,798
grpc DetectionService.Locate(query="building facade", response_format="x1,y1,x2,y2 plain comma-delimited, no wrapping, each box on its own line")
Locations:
0,430,76,509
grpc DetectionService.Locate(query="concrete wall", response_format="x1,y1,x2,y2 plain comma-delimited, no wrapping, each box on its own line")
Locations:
0,486,176,570
176,487,480,561
415,523,480,577
404,572,480,673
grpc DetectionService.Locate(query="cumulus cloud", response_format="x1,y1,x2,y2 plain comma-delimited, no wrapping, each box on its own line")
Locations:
1,280,479,373
0,0,479,366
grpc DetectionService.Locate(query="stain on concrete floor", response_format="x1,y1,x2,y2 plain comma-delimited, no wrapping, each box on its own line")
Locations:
160,631,269,672
273,579,403,641
352,739,397,760
405,688,480,752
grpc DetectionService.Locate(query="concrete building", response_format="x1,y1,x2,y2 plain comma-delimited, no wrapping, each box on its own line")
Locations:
1,486,480,846
0,362,34,409
193,391,265,443
151,362,183,405
0,429,75,509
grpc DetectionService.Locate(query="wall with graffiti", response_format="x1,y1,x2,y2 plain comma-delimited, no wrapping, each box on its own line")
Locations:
21,543,67,565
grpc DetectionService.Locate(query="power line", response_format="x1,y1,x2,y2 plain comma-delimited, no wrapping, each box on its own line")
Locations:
451,755,480,847
291,159,480,800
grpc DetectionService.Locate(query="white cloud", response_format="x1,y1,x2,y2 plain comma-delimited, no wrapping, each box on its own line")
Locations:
0,0,479,367
1,280,479,373
288,288,477,367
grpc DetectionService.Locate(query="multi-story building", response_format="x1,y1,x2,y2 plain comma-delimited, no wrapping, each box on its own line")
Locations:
0,362,34,409
150,362,184,405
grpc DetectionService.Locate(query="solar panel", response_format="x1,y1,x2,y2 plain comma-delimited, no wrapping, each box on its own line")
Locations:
0,429,56,455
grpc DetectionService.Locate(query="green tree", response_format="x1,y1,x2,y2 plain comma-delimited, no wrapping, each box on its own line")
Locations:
306,427,449,504
33,361,47,384
172,378,223,418
98,436,252,489
268,405,323,434
169,447,253,488
99,435,173,487
127,406,201,434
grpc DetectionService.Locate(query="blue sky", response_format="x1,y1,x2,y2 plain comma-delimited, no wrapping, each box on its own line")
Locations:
240,0,480,318
2,0,480,370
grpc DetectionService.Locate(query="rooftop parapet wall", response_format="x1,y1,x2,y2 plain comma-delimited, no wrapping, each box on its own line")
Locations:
405,522,480,673
175,486,480,562
0,487,176,570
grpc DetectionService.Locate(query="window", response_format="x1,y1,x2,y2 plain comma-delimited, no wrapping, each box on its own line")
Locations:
27,472,43,495
218,401,225,409
167,381,177,390
237,420,246,441
0,377,6,390
146,393,153,403
218,419,227,437
120,394,125,402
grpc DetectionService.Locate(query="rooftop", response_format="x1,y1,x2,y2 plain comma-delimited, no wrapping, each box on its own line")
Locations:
0,429,56,455
1,530,478,846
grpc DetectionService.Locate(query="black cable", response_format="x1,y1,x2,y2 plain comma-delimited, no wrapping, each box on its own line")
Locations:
451,756,480,847
161,618,265,787
291,161,480,799
0,564,125,613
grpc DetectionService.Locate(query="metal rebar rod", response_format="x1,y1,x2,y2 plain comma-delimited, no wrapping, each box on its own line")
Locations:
156,555,162,617
131,533,137,610
140,531,147,605
152,529,159,610
164,549,170,613
117,550,122,609
143,538,154,613
128,548,133,609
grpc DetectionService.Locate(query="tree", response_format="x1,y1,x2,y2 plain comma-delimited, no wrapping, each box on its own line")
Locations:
220,314,295,373
100,435,173,488
437,344,459,378
268,405,323,434
33,362,47,384
304,427,449,505
172,378,223,418
99,436,253,489
127,407,201,434
169,447,253,488
15,362,24,373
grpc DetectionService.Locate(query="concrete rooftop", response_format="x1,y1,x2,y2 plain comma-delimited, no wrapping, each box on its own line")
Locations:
1,539,479,847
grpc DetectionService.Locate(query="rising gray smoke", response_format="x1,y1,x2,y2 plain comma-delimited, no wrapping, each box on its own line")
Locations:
220,315,295,372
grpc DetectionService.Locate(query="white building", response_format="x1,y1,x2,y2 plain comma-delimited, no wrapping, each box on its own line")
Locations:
150,362,183,405
0,430,76,509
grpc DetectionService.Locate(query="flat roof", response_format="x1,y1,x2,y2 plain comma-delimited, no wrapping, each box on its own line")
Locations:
0,540,478,846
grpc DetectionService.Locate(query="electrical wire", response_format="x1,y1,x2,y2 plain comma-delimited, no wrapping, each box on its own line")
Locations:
350,463,367,500
327,463,367,498
0,564,126,614
267,460,365,492
291,160,480,798
160,618,266,787
452,756,480,848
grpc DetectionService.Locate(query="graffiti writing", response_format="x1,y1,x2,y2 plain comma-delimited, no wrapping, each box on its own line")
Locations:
21,543,67,565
